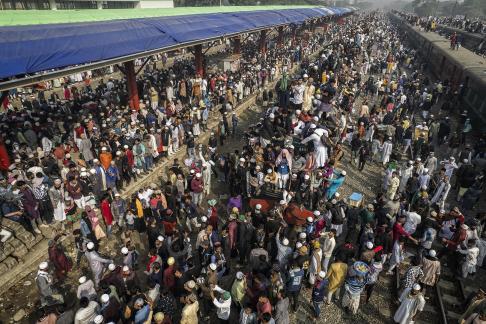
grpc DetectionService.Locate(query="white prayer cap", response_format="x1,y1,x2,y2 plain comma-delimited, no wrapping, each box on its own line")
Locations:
78,276,87,284
157,236,164,242
318,271,326,278
412,283,421,291
196,173,201,178
255,204,262,210
65,153,71,159
122,266,130,272
296,242,303,249
299,232,307,239
423,168,428,173
239,157,246,162
93,158,99,163
108,263,116,271
335,192,340,198
80,167,87,172
101,294,110,303
463,159,468,163
310,124,317,129
236,272,244,280
304,174,310,180
307,217,314,223
209,263,217,271
87,242,95,250
331,199,337,204
282,238,289,246
313,116,319,121
366,242,374,249
313,210,320,216
190,169,195,174
121,247,129,255
279,200,287,205
123,145,129,149
201,216,208,222
303,74,309,78
114,193,120,197
116,151,121,156
267,169,272,174
450,156,455,161
296,110,301,115
39,262,48,270
269,113,275,119
101,147,107,151
429,250,437,258
90,168,96,175
94,315,104,324
341,170,347,176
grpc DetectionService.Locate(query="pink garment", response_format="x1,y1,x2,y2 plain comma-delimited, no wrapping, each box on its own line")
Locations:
228,220,238,249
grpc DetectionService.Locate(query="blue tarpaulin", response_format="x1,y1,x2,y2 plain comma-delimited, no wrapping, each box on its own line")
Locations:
0,7,352,79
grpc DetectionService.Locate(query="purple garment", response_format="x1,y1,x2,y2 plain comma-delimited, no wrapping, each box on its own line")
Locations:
20,187,40,219
323,164,334,178
227,195,242,212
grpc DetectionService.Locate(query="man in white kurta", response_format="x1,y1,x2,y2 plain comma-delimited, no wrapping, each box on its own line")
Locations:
382,137,393,165
85,242,113,287
431,176,451,210
387,172,400,200
399,161,414,193
441,157,458,179
302,78,315,112
425,152,437,175
199,151,212,195
394,284,425,324
301,127,328,168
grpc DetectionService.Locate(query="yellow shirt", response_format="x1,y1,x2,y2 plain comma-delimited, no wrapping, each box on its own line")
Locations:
326,261,348,292
322,72,328,84
135,199,143,217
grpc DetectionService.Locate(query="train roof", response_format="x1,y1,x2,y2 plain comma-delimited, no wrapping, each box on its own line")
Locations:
404,19,486,86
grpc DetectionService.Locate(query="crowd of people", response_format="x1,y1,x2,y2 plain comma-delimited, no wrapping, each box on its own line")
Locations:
0,9,486,324
432,16,485,35
396,11,486,35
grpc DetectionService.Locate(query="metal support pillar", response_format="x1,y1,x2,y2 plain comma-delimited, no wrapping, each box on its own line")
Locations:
233,37,241,55
277,26,284,48
259,30,267,55
124,61,140,111
194,44,204,77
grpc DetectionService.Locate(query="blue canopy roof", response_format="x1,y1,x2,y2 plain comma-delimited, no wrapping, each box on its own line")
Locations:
0,7,352,79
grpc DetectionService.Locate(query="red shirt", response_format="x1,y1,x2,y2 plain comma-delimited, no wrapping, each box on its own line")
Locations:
392,222,410,242
163,265,175,291
125,150,134,167
147,255,158,272
101,200,113,225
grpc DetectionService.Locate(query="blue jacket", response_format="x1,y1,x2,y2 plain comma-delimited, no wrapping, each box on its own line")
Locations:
287,268,305,292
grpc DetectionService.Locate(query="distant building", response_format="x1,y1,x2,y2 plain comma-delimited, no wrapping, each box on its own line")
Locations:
0,0,174,10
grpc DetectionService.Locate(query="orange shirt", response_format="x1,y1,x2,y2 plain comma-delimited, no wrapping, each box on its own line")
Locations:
99,152,112,170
